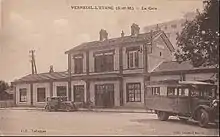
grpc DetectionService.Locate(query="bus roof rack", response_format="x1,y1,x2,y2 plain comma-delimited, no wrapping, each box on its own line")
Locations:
146,80,215,86
178,81,215,85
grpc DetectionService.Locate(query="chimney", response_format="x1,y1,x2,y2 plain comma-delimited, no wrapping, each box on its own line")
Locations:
131,23,140,36
99,29,108,41
121,30,125,37
156,24,161,31
49,65,54,73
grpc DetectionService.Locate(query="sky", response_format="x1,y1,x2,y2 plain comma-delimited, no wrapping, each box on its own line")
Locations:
0,0,204,83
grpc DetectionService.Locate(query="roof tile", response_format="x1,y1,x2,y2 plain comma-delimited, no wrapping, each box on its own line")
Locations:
13,71,69,83
153,61,216,72
65,30,162,53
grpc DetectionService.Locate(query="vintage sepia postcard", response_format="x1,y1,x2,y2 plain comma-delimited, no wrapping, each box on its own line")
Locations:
0,0,219,136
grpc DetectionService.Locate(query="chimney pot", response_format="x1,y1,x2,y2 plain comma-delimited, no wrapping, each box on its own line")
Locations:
131,23,140,36
121,30,125,37
99,29,108,41
49,65,54,73
156,24,161,31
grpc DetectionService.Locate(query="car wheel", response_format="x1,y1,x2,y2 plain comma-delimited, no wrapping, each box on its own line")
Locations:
198,109,209,128
66,106,72,112
45,105,51,112
157,111,169,121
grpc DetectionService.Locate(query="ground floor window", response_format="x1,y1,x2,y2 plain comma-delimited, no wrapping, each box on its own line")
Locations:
37,87,46,102
19,88,27,102
57,86,67,97
73,85,84,102
126,83,141,102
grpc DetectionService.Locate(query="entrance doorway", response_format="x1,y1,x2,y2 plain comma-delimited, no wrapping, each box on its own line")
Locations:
95,84,114,108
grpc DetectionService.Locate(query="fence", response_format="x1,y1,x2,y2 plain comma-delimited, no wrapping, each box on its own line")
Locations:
0,100,15,108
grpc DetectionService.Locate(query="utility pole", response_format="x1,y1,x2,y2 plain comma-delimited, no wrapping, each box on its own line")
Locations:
29,50,37,74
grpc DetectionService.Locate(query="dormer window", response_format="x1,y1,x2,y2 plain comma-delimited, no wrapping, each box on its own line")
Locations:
126,46,140,69
74,54,83,74
94,50,114,72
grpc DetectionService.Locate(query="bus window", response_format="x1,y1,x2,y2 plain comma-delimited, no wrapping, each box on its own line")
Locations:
191,87,200,97
199,86,215,99
179,88,189,96
167,87,177,96
175,88,178,95
160,87,167,96
152,87,160,95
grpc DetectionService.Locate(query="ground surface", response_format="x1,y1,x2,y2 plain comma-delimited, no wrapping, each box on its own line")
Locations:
0,109,219,136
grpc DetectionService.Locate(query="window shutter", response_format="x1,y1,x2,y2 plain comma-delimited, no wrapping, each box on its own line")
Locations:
134,51,139,67
147,44,152,54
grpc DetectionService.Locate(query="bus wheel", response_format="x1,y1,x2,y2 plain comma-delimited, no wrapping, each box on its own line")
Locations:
157,111,169,121
198,109,209,128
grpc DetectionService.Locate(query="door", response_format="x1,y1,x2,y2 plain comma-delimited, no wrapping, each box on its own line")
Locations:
177,87,190,115
105,84,114,107
167,87,179,113
95,85,105,107
73,85,84,102
95,84,114,108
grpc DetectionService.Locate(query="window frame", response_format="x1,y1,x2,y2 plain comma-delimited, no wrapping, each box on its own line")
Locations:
19,88,27,102
94,50,114,72
126,83,141,102
74,54,83,74
127,50,139,69
56,86,67,97
37,87,46,102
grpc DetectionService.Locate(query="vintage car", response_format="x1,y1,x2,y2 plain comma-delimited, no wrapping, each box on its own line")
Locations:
75,100,94,110
144,80,219,128
45,96,78,112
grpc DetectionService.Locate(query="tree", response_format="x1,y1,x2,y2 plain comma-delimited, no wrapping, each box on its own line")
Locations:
175,0,219,68
0,80,9,93
0,80,10,100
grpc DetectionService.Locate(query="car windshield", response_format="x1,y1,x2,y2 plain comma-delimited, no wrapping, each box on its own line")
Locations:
191,85,216,99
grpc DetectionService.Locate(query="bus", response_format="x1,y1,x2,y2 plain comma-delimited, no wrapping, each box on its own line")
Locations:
144,80,219,128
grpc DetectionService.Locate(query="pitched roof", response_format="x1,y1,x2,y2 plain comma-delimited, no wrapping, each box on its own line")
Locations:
65,30,169,54
13,71,69,83
153,61,216,72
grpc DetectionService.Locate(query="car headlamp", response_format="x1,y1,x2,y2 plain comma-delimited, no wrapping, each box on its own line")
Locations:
211,99,218,107
213,102,218,107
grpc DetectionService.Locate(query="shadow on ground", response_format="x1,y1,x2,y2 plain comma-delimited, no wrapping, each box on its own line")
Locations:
130,118,219,129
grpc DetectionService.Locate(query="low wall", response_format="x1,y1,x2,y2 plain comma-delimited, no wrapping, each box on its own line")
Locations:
0,100,15,108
